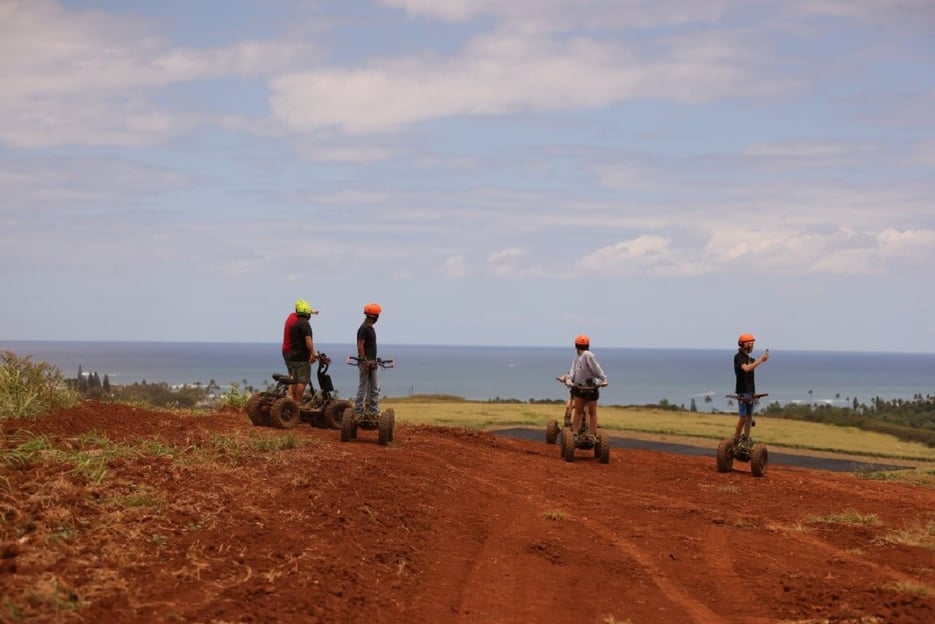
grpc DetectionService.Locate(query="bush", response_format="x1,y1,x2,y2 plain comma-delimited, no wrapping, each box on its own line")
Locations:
0,351,80,420
221,382,252,409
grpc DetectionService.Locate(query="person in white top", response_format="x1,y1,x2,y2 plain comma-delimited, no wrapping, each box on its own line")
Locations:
566,334,608,438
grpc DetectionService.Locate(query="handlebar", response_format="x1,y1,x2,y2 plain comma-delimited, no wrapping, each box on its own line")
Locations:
346,356,396,369
725,393,768,402
555,376,607,389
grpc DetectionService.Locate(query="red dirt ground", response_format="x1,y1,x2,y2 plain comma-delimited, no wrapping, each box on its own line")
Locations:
2,402,934,623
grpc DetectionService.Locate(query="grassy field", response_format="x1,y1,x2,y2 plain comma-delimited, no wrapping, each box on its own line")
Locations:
383,396,935,463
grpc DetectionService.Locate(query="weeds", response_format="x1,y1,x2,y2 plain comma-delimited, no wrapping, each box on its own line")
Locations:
890,580,932,597
0,351,79,420
543,510,566,521
807,510,881,526
854,467,898,481
221,382,251,410
139,439,181,457
1,433,53,470
876,521,935,549
121,486,163,509
68,452,109,485
249,433,300,451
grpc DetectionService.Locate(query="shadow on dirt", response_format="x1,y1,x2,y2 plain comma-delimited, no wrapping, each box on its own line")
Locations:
493,428,912,473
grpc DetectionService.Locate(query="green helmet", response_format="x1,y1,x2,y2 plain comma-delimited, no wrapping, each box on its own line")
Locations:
295,299,312,316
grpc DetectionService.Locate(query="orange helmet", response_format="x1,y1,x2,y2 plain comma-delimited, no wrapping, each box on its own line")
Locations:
738,333,755,346
574,334,590,348
363,302,382,316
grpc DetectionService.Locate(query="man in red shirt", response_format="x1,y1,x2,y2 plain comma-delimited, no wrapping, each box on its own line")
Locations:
282,299,318,402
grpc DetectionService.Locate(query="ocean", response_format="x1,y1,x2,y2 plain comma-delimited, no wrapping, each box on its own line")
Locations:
2,341,934,413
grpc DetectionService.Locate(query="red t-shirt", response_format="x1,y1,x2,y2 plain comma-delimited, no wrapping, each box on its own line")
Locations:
282,313,312,361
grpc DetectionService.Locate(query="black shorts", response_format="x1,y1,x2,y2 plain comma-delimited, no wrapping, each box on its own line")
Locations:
571,386,599,401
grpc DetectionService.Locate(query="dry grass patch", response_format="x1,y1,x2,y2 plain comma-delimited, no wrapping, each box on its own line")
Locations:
875,520,935,549
890,580,932,597
806,510,881,526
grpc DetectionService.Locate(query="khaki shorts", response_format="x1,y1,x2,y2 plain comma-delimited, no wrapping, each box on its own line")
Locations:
286,360,311,384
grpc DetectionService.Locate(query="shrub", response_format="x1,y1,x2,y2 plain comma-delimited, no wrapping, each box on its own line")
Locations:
221,382,251,409
0,351,80,420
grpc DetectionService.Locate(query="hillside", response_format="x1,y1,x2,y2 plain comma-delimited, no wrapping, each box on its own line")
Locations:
2,402,934,623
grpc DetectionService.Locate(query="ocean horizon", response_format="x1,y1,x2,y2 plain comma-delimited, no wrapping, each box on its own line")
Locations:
3,340,934,413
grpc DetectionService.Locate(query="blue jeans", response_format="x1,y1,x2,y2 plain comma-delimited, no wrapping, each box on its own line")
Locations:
354,365,380,414
738,393,755,417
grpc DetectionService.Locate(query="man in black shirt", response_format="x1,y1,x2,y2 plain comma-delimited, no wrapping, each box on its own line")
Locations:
354,302,382,415
733,333,769,444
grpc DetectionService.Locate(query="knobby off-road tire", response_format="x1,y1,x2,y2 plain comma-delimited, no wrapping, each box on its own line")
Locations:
387,408,395,442
716,438,734,473
269,397,300,429
561,429,576,463
378,409,394,446
324,400,352,430
340,407,356,442
750,443,768,477
545,420,560,445
246,393,267,427
596,432,611,464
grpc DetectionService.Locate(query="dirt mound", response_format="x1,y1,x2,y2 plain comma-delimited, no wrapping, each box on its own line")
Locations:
2,403,934,623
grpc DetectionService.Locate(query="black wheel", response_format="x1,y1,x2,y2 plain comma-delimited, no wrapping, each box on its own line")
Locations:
751,443,768,477
378,409,393,446
596,432,610,464
246,393,267,427
324,400,352,429
340,407,355,442
269,397,299,429
561,428,575,463
716,438,734,473
387,408,395,442
545,420,559,445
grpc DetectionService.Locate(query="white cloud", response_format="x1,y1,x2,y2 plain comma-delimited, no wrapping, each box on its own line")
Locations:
878,228,935,255
268,26,790,134
379,0,731,31
784,0,935,26
568,226,935,278
435,255,470,277
488,247,526,264
744,140,879,166
577,235,688,274
0,0,314,147
486,247,548,277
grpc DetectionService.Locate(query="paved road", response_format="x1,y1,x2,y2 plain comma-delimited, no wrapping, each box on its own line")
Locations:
493,427,911,472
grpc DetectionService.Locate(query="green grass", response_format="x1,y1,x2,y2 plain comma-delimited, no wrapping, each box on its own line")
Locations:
384,399,935,462
0,351,79,420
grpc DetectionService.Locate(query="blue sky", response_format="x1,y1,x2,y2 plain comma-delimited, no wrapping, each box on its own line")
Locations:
1,0,933,352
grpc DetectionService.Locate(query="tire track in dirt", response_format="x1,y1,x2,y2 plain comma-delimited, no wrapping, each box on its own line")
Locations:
401,434,733,623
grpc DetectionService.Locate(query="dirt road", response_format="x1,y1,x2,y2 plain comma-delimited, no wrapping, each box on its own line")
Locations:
3,403,934,623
